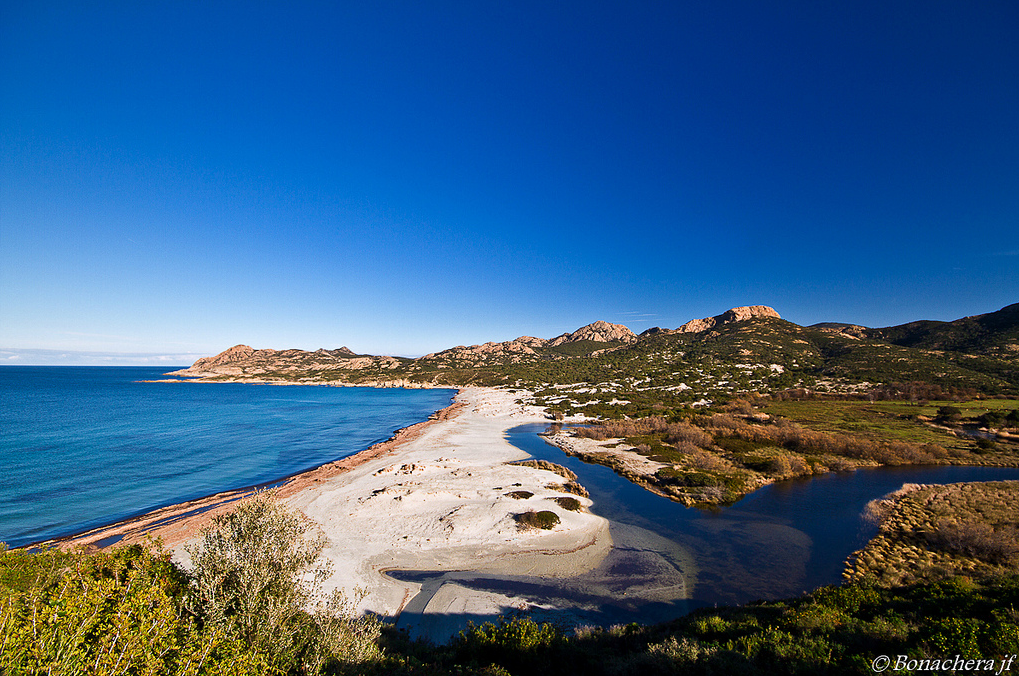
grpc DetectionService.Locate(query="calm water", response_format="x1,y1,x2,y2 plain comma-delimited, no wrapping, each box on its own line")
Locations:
394,424,1019,640
0,366,455,548
509,423,1019,608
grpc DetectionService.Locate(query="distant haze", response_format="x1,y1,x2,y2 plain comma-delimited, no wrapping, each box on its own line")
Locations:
0,349,195,367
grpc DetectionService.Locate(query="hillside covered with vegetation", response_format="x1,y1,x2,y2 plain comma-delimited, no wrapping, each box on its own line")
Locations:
168,305,1019,411
5,491,1019,676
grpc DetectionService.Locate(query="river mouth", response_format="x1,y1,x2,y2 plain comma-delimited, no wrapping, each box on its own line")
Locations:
386,423,1019,641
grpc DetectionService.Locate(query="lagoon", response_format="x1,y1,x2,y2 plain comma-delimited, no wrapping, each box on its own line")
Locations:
392,423,1019,635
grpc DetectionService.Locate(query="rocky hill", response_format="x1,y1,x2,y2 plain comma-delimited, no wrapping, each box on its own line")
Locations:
673,305,781,334
166,304,1019,402
419,321,637,363
549,320,637,346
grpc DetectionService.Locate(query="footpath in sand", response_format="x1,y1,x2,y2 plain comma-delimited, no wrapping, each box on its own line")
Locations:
283,387,612,640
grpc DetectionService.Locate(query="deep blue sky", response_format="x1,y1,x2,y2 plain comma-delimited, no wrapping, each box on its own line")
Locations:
2,2,1017,363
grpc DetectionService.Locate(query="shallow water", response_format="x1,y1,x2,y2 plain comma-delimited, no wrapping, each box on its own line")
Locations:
389,424,1019,639
0,366,455,547
508,423,1019,606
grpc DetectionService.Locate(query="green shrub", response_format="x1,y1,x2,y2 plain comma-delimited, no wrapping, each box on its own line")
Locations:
453,616,562,672
505,491,534,500
975,437,997,452
515,511,560,530
1,494,386,675
186,490,381,672
0,543,270,675
937,406,963,421
187,491,328,668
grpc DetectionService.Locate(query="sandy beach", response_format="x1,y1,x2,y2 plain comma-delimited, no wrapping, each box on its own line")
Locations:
62,386,613,641
283,387,612,638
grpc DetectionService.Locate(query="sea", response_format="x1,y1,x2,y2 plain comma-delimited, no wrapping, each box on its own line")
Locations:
0,366,456,548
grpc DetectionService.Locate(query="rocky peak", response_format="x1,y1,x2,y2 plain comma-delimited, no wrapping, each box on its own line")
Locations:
192,344,259,368
675,306,781,334
549,320,638,346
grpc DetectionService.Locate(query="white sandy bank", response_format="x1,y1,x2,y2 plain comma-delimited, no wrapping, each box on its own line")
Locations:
284,387,612,632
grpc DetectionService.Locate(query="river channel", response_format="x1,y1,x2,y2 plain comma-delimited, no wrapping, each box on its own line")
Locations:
389,423,1019,638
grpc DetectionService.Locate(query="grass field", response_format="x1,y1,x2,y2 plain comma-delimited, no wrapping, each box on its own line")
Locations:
761,399,1019,452
845,481,1019,587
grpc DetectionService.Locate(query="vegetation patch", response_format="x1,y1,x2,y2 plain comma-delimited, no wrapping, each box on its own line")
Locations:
439,575,1019,676
549,496,582,511
7,488,1019,675
845,481,1019,587
515,510,560,530
552,480,590,497
505,490,534,500
0,491,382,676
510,459,578,481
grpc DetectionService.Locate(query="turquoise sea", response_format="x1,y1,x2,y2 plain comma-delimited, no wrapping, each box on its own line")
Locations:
0,366,455,548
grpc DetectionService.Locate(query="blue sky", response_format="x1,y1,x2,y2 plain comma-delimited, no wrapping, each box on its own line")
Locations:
2,2,1017,364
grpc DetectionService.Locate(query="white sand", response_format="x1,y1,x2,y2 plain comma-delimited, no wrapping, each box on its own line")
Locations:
284,387,612,631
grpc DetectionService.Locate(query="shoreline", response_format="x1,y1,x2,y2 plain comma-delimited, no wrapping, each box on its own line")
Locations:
271,387,613,639
141,375,454,389
47,391,467,552
47,386,614,642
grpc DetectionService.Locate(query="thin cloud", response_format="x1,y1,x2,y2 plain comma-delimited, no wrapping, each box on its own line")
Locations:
0,348,203,366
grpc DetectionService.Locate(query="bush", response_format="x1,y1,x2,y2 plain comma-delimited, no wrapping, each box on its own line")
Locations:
0,543,270,675
551,480,590,498
937,406,963,422
515,510,560,530
664,423,714,448
926,520,1019,564
505,491,534,500
187,491,328,667
1,494,384,675
550,497,582,511
186,490,381,672
453,616,562,672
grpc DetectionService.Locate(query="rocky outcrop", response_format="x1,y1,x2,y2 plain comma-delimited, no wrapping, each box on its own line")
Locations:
675,306,781,334
422,322,636,362
173,344,264,376
166,344,398,378
549,321,638,346
423,338,542,361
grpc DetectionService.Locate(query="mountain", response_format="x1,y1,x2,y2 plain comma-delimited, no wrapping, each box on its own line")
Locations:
418,321,638,363
673,305,781,333
549,320,637,346
867,303,1019,359
167,304,1019,398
